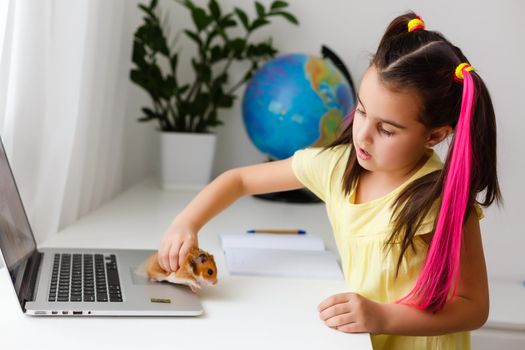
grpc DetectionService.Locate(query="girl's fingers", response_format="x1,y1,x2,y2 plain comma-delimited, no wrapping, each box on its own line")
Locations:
318,293,353,312
178,233,198,268
168,240,183,272
178,241,193,269
319,303,349,321
336,322,364,333
324,313,354,328
157,242,170,271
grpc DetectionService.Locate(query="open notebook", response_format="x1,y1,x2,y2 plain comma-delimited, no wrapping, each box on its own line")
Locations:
219,233,343,280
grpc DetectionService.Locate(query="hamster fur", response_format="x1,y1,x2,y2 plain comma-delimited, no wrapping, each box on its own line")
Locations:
146,247,218,292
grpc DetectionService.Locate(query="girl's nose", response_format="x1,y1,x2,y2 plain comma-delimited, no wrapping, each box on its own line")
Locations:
356,124,373,146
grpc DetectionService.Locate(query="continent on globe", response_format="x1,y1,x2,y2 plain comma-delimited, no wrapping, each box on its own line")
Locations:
242,53,355,160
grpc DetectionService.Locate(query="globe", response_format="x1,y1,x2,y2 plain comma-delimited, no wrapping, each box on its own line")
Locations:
242,53,355,160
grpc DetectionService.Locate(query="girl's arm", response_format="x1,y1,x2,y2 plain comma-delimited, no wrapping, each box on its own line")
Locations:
318,209,489,336
380,209,489,335
157,157,304,272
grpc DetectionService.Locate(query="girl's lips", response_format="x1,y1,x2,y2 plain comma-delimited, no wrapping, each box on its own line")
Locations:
357,147,371,160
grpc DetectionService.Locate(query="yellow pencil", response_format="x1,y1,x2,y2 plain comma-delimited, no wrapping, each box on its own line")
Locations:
246,229,306,234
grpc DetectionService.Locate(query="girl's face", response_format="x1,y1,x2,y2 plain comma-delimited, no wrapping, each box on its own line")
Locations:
352,65,431,177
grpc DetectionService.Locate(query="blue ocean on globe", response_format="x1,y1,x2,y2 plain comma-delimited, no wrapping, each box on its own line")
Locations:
242,53,355,160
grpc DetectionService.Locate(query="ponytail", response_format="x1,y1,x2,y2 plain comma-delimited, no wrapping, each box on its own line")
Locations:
397,66,476,312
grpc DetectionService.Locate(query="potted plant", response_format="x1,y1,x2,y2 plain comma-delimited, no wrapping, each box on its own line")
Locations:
130,0,298,189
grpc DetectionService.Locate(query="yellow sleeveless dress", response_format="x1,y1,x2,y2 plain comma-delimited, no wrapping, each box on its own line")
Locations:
292,144,483,350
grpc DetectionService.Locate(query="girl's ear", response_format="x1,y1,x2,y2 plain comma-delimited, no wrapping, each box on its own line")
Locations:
425,125,453,148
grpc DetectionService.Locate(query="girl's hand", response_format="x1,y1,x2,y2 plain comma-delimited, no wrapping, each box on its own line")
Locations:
318,292,385,334
157,220,199,272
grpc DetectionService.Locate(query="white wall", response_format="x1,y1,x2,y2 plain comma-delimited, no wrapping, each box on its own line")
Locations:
121,0,525,281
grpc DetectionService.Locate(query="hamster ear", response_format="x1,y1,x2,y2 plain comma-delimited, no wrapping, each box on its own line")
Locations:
198,254,207,264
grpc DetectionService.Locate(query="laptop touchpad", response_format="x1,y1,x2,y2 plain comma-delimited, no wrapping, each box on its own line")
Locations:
129,266,152,285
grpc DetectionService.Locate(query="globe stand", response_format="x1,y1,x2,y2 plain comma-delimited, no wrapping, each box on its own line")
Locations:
253,188,321,204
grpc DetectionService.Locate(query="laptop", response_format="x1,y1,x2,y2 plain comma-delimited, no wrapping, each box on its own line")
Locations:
0,137,203,316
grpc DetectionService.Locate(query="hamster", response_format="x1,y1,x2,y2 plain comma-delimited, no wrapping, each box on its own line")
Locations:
146,247,218,292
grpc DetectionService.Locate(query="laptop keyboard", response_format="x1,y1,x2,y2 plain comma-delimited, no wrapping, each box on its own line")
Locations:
48,253,123,302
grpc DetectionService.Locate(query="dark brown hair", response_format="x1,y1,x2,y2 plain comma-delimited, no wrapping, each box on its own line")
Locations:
326,11,502,310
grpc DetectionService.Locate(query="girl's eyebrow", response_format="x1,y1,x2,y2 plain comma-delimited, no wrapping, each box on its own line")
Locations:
357,93,407,130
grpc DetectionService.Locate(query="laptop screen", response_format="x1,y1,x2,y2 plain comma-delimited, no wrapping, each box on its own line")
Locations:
0,138,37,294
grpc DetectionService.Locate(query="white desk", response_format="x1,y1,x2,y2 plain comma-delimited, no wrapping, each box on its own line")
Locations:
471,278,525,349
0,178,372,350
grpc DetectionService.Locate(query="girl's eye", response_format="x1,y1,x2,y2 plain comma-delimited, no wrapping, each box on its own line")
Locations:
380,127,394,137
355,108,394,136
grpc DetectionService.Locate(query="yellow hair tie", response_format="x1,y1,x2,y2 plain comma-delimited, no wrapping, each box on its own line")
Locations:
407,17,425,32
454,63,475,82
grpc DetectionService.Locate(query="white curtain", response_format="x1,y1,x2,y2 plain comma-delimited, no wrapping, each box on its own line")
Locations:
0,0,135,244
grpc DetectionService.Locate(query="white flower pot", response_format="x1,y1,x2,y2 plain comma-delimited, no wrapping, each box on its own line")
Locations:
160,132,217,190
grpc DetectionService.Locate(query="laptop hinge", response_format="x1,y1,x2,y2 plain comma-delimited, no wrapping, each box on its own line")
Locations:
19,249,43,311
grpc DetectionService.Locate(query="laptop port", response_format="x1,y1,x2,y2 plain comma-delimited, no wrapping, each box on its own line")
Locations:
51,311,58,315
62,311,68,315
73,311,82,315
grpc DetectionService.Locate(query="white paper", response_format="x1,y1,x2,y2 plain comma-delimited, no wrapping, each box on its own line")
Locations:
224,247,343,280
219,233,343,280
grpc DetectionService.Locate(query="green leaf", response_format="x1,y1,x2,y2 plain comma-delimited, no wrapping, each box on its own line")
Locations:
192,92,210,115
209,75,228,95
205,110,223,128
207,110,218,123
135,21,170,56
204,29,220,48
191,7,212,31
270,11,299,25
130,69,151,94
218,94,235,108
221,44,231,58
184,30,202,45
178,0,195,11
177,84,190,95
255,2,265,17
228,38,246,58
161,75,176,99
250,18,270,31
132,40,147,66
138,4,154,18
242,70,253,82
219,16,237,29
208,0,221,19
234,8,250,31
210,45,223,63
141,107,157,119
202,66,212,82
216,73,228,85
170,54,178,72
191,59,212,82
138,116,154,122
247,42,274,57
130,62,166,102
270,1,288,10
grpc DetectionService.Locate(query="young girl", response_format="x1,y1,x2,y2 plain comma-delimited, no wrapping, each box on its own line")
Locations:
157,11,501,349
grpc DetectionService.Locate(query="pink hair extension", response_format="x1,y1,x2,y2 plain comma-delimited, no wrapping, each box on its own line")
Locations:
396,68,476,312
